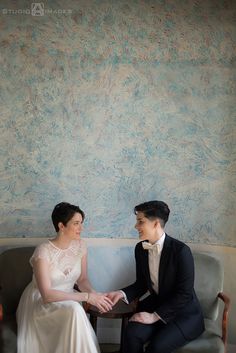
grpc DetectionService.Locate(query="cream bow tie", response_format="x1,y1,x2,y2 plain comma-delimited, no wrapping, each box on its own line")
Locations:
142,242,161,253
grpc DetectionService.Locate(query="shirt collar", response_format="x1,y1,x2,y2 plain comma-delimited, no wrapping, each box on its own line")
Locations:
154,232,165,251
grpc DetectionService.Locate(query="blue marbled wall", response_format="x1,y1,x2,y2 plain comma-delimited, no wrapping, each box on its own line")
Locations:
0,0,235,246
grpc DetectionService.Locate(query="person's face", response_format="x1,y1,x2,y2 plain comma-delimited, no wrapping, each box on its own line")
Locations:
59,212,83,240
135,212,157,242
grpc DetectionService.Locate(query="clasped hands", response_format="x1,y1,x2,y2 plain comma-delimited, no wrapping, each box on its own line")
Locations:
90,291,159,324
86,290,124,313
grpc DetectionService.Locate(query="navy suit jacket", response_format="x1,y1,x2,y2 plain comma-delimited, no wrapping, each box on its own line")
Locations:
122,235,205,340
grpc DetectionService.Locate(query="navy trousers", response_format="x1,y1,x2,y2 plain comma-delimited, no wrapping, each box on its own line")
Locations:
123,320,188,353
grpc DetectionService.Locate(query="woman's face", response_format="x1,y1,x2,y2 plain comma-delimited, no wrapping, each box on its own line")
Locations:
60,212,83,240
135,211,157,242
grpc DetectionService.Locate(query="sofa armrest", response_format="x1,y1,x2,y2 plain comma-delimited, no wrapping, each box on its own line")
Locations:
0,303,2,321
0,285,2,321
218,292,230,348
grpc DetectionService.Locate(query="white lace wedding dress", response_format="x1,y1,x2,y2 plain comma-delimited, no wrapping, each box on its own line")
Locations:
16,239,100,353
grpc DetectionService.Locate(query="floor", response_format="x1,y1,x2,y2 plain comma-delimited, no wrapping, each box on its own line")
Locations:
100,343,236,353
228,345,236,353
100,344,120,353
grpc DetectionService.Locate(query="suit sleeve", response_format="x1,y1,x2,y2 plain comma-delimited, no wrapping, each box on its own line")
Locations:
121,244,148,303
156,245,195,322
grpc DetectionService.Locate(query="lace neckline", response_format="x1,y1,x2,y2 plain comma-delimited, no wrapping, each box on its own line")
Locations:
48,239,75,251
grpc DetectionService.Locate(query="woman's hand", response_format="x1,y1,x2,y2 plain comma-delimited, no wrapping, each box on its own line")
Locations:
87,292,113,313
106,291,124,305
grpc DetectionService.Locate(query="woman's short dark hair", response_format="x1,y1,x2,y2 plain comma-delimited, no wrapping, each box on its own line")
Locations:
134,200,170,227
51,202,85,232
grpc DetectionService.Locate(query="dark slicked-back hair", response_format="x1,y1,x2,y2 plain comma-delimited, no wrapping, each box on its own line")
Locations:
51,202,85,232
134,200,170,227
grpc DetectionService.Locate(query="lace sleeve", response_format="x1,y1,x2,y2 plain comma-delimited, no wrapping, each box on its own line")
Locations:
30,243,50,267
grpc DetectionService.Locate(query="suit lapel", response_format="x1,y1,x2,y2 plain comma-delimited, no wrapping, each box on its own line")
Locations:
158,234,172,288
140,241,152,288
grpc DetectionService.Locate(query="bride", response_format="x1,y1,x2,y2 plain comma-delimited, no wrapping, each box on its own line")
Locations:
17,202,113,353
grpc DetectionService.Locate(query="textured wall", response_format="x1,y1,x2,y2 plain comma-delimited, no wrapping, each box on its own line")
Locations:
0,0,235,245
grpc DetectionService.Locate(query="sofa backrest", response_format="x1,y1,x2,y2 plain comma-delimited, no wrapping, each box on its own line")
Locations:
0,247,224,321
0,247,35,317
193,252,223,320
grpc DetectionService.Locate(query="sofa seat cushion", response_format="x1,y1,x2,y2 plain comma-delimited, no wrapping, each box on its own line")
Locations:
175,319,224,353
0,247,34,317
0,317,17,353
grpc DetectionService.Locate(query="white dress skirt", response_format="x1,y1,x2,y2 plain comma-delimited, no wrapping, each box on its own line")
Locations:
16,239,100,353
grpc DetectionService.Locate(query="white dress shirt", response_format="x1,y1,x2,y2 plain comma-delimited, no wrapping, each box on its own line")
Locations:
120,234,165,298
148,233,165,294
120,233,166,323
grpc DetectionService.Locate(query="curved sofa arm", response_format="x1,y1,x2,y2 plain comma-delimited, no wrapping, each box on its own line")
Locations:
218,292,230,350
0,304,2,321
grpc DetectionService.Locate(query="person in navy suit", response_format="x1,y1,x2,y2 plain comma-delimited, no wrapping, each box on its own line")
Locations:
108,200,205,353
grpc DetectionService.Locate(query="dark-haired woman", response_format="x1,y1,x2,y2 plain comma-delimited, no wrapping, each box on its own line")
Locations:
17,202,113,353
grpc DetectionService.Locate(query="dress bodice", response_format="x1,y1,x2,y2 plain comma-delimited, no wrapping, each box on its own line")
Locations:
30,239,86,292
